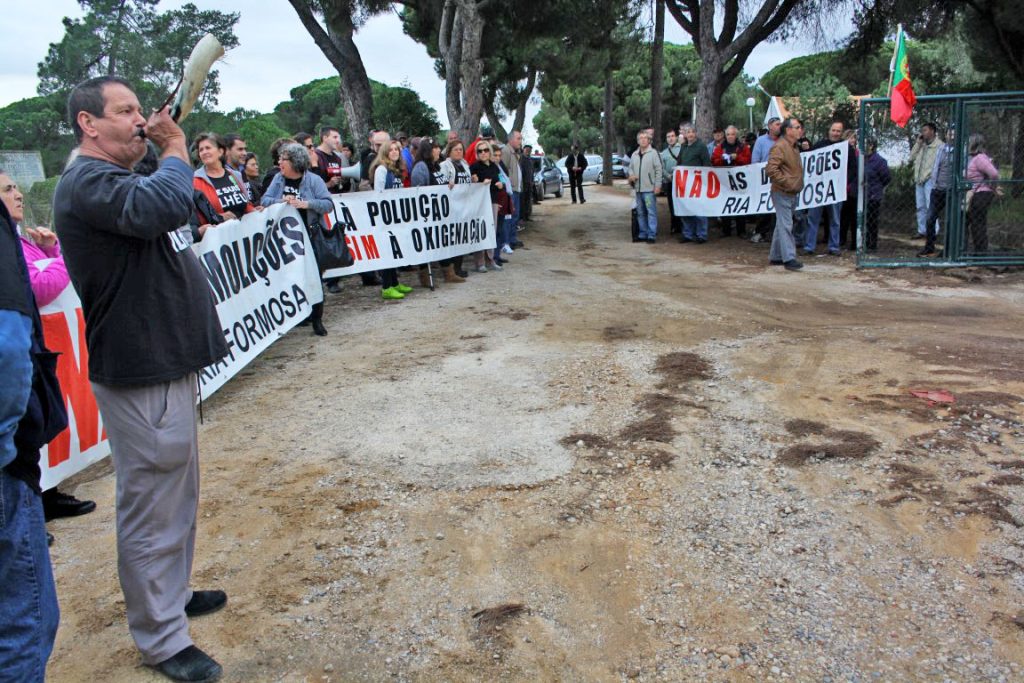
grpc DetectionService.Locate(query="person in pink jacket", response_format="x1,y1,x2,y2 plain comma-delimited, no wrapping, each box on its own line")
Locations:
1,170,96,527
965,133,999,253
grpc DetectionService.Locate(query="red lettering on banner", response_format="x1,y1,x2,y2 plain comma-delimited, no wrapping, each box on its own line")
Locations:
361,235,380,260
676,170,687,198
707,172,721,198
346,234,363,260
688,171,703,198
40,309,103,466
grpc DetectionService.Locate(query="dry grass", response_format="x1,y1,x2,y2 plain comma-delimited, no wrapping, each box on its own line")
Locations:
956,391,1023,407
560,433,615,450
639,393,680,414
654,352,712,388
784,419,828,437
992,460,1024,470
619,417,677,443
778,431,881,467
643,449,677,469
473,603,528,637
958,485,1021,527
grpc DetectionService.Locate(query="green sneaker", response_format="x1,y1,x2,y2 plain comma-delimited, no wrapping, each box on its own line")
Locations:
381,286,405,300
394,283,413,294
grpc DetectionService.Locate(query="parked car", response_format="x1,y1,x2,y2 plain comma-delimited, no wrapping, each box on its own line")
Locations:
611,154,629,178
556,154,629,184
556,154,603,185
531,156,563,199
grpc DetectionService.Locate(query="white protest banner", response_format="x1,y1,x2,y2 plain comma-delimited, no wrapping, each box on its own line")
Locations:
321,182,495,278
36,204,322,490
194,203,324,395
672,141,848,217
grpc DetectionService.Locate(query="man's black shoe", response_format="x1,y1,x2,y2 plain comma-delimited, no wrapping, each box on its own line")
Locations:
495,256,508,265
456,268,469,278
917,248,936,257
632,237,642,243
580,199,586,204
47,532,54,547
151,645,222,682
572,200,577,204
646,238,656,244
513,240,524,248
43,489,96,522
312,320,328,337
185,590,227,618
327,282,342,294
680,237,693,243
910,233,925,240
695,238,707,244
784,259,804,271
769,259,784,265
360,276,382,287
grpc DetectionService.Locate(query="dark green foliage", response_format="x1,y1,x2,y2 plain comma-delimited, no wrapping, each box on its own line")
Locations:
37,1,241,112
274,76,440,142
0,95,75,177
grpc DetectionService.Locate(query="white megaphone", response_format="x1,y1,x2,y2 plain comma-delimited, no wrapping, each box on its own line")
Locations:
339,164,362,181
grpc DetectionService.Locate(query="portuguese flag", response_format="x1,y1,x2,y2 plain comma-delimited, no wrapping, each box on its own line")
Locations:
889,25,916,127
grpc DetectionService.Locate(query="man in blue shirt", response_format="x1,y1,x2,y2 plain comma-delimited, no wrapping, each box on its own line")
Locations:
750,117,782,242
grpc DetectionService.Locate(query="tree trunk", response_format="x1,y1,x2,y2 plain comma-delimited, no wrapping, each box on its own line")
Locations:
452,0,486,142
603,64,614,185
649,0,665,137
510,67,537,134
287,0,374,146
694,55,723,141
438,0,487,143
483,96,508,141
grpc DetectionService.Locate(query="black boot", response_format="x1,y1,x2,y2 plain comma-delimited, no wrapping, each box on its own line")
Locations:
311,304,327,336
151,646,222,682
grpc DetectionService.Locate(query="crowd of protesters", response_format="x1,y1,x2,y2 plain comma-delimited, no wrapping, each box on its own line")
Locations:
183,122,539,335
631,114,1000,268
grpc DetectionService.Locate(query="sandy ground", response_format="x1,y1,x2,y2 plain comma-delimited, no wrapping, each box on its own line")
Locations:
47,184,1024,682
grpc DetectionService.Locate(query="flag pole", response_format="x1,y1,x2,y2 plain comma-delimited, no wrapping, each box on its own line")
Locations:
888,24,902,94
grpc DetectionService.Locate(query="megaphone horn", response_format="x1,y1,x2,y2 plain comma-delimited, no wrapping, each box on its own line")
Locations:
340,164,362,181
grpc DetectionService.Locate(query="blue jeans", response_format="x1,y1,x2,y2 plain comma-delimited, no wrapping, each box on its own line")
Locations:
915,178,936,236
682,216,708,240
804,202,841,253
0,470,59,683
494,191,521,256
0,311,33,470
635,192,657,239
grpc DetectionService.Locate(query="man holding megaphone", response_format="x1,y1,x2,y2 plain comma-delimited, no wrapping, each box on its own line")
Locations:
54,75,229,683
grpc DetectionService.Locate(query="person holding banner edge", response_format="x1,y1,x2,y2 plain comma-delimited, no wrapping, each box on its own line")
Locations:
677,124,711,244
765,117,805,271
803,121,845,256
54,75,230,683
261,142,337,335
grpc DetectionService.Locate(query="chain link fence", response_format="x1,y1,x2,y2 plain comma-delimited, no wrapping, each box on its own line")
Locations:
856,92,1024,267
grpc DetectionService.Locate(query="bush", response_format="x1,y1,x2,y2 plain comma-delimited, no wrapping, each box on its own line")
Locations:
24,176,60,228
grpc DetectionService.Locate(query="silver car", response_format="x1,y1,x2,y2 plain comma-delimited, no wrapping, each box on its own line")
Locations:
532,157,563,199
557,154,628,184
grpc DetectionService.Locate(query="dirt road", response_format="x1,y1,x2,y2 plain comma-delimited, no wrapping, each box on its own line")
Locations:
48,184,1024,682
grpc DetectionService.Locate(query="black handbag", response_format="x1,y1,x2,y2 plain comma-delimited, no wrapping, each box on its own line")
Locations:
308,219,354,270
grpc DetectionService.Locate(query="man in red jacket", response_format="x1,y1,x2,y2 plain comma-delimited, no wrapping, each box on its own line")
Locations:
711,125,752,237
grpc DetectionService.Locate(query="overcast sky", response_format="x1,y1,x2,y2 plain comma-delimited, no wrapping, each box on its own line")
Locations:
0,1,827,140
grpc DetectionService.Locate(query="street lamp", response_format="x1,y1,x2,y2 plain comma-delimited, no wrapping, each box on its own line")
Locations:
746,97,756,134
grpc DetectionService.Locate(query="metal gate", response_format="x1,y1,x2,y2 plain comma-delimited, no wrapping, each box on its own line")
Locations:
856,92,1024,267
